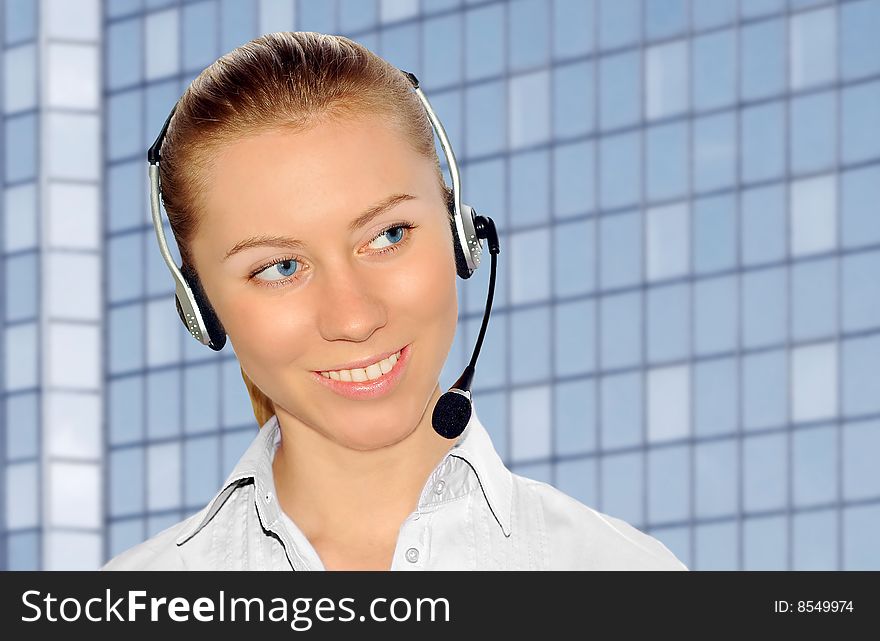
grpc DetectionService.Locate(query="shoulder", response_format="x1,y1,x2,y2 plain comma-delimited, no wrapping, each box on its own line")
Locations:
101,510,205,571
513,475,688,571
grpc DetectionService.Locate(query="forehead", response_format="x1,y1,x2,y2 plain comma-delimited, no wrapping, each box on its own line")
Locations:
201,113,431,223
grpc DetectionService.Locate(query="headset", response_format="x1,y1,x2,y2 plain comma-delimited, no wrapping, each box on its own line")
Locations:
147,68,500,440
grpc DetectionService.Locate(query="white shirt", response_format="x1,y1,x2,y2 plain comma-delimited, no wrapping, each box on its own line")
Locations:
102,406,688,571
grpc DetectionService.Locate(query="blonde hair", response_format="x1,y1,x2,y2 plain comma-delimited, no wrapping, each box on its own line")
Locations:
158,32,452,427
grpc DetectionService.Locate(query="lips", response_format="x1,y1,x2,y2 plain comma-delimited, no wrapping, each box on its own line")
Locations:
310,343,412,400
314,345,406,373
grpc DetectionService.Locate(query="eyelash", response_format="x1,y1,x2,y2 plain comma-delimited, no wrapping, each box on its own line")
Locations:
248,221,418,289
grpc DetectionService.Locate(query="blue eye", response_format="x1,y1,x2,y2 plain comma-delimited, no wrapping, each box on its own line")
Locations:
369,225,406,250
254,258,299,283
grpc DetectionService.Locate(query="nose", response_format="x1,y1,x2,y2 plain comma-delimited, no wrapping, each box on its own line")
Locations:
315,261,388,342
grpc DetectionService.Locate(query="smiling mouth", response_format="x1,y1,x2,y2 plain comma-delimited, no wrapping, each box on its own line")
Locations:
316,347,404,383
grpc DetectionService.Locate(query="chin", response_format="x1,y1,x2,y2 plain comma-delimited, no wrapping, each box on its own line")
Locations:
334,415,420,451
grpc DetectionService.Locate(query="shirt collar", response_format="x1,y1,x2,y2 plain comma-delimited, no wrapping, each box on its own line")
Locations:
176,401,513,546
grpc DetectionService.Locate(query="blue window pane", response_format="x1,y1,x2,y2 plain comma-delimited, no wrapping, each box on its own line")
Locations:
792,258,837,341
380,23,419,77
147,369,181,439
465,81,505,156
339,0,377,31
509,228,551,304
182,1,218,72
109,518,144,558
694,358,737,436
110,448,144,516
600,292,641,369
108,233,144,302
511,307,551,385
512,461,553,484
184,435,220,506
511,384,551,461
744,432,787,511
844,504,880,569
647,364,690,442
222,359,255,428
695,521,738,570
741,19,785,101
842,164,880,249
465,5,504,80
742,267,786,348
693,30,736,111
510,150,549,226
220,0,256,51
790,8,837,90
600,372,642,449
109,375,143,445
464,158,505,232
5,0,36,43
793,425,837,507
644,0,687,40
790,91,836,175
555,459,597,508
743,349,788,430
222,429,254,473
554,218,596,297
5,252,37,321
555,299,596,376
842,335,880,416
554,61,595,138
553,0,595,58
423,15,461,88
298,0,335,32
598,0,640,50
5,114,37,183
693,194,736,274
648,445,689,523
109,303,144,374
555,378,597,455
841,0,880,81
7,532,39,570
741,102,785,183
108,161,143,232
843,419,880,500
842,251,880,332
554,141,594,218
692,0,735,29
842,80,880,164
600,211,642,289
471,390,507,458
147,442,181,511
741,184,785,265
599,132,640,210
693,275,737,355
107,89,142,161
5,392,38,458
510,0,549,70
106,18,142,90
646,202,689,281
645,40,688,119
744,515,787,570
647,284,689,364
599,51,640,130
184,363,220,433
600,451,643,525
646,122,687,201
695,439,737,518
793,509,837,570
740,0,784,19
694,112,736,193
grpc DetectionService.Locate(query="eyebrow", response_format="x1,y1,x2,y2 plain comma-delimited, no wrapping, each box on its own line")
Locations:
222,193,416,262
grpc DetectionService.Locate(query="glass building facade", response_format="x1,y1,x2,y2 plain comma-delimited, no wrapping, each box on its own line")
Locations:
1,0,878,570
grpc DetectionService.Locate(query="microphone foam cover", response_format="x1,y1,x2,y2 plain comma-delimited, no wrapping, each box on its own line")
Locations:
432,390,472,439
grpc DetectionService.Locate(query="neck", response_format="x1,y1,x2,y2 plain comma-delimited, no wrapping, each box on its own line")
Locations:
271,383,456,543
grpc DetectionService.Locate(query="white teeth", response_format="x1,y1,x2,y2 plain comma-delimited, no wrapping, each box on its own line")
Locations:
320,349,401,382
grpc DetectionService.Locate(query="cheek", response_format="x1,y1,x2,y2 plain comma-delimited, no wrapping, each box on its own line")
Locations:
223,291,313,367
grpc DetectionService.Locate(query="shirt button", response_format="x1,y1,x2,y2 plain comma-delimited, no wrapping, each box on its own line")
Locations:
433,479,446,495
264,491,273,503
405,547,420,563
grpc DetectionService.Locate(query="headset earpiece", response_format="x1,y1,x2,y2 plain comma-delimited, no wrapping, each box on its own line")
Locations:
178,263,227,351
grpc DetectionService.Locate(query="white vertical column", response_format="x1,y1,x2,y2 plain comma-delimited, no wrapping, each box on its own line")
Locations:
39,0,102,570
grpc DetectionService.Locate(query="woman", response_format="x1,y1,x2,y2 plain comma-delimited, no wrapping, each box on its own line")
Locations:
102,32,686,571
